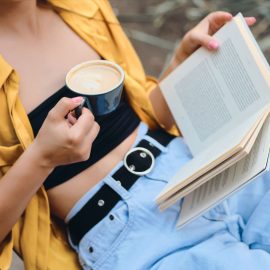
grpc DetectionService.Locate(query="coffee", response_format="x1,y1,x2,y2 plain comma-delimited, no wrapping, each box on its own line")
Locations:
66,61,123,95
66,60,125,116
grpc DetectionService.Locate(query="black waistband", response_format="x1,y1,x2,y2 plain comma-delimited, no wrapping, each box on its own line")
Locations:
67,129,175,246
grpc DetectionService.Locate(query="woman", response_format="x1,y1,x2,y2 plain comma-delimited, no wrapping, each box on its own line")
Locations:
0,0,267,269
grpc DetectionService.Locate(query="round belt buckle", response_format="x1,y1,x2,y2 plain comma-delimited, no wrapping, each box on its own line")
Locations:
123,147,155,176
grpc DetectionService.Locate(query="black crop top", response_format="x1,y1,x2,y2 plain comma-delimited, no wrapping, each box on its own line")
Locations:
28,86,140,190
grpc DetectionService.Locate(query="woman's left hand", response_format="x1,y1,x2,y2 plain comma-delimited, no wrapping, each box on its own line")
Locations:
153,12,256,130
171,11,256,69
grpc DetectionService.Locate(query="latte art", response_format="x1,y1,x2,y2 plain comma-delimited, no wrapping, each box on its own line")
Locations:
67,64,121,95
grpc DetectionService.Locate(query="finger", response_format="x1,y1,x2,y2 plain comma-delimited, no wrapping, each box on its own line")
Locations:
74,97,86,119
85,121,100,144
245,17,256,26
66,118,73,128
206,11,233,34
70,108,95,136
189,32,219,52
51,97,84,119
67,112,77,125
69,110,77,119
78,121,100,160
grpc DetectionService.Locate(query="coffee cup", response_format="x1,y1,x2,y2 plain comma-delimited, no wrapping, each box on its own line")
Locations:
66,60,125,116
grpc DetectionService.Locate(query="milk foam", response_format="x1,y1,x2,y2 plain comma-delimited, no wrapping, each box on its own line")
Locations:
67,64,121,95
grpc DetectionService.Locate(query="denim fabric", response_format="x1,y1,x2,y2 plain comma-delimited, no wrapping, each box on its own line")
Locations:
66,122,270,270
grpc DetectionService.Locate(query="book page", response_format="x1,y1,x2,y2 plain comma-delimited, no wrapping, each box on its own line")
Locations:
157,107,269,209
156,106,269,205
160,13,270,156
177,116,270,228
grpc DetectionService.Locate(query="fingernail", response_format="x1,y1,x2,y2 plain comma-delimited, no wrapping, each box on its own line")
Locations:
226,14,233,20
71,96,84,103
208,40,219,50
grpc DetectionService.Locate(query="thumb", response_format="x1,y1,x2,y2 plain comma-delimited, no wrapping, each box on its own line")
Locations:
52,97,84,119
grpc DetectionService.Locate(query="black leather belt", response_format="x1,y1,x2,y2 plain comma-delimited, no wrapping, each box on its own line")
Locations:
67,129,175,246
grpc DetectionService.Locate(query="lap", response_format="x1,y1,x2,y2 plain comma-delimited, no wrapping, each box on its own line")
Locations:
152,230,270,270
74,128,270,269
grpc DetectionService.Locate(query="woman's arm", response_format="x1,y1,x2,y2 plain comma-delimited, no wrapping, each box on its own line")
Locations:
149,12,256,131
0,143,54,242
0,97,99,242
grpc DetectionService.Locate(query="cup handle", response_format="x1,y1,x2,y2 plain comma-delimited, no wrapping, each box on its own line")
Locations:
84,97,93,113
74,97,93,119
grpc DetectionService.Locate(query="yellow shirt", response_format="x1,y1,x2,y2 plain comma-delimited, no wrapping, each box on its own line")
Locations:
0,0,178,269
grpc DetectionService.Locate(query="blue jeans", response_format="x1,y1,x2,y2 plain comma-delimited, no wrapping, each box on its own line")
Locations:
66,122,270,270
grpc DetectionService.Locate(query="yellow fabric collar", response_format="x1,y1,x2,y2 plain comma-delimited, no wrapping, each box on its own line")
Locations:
0,55,13,89
48,0,99,18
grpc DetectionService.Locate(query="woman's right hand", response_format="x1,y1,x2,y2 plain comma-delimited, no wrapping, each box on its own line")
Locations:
32,97,100,169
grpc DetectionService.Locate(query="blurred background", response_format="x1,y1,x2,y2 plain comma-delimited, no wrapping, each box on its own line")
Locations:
11,0,270,269
111,0,270,77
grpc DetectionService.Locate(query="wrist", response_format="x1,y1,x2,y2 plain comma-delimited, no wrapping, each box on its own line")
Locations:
171,47,188,67
27,141,55,173
160,56,180,80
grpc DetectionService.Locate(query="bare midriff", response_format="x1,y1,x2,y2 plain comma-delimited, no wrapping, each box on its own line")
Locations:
47,126,139,220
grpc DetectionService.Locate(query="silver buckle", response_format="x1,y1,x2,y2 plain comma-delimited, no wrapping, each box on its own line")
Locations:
123,147,155,176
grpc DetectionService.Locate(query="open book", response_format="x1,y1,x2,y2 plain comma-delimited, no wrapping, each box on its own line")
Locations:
155,13,270,228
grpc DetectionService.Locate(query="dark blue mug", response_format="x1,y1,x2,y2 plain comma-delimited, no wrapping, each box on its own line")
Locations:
66,60,125,116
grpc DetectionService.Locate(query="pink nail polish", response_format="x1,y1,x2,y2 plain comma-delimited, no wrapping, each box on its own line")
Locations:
208,40,219,50
72,96,84,103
